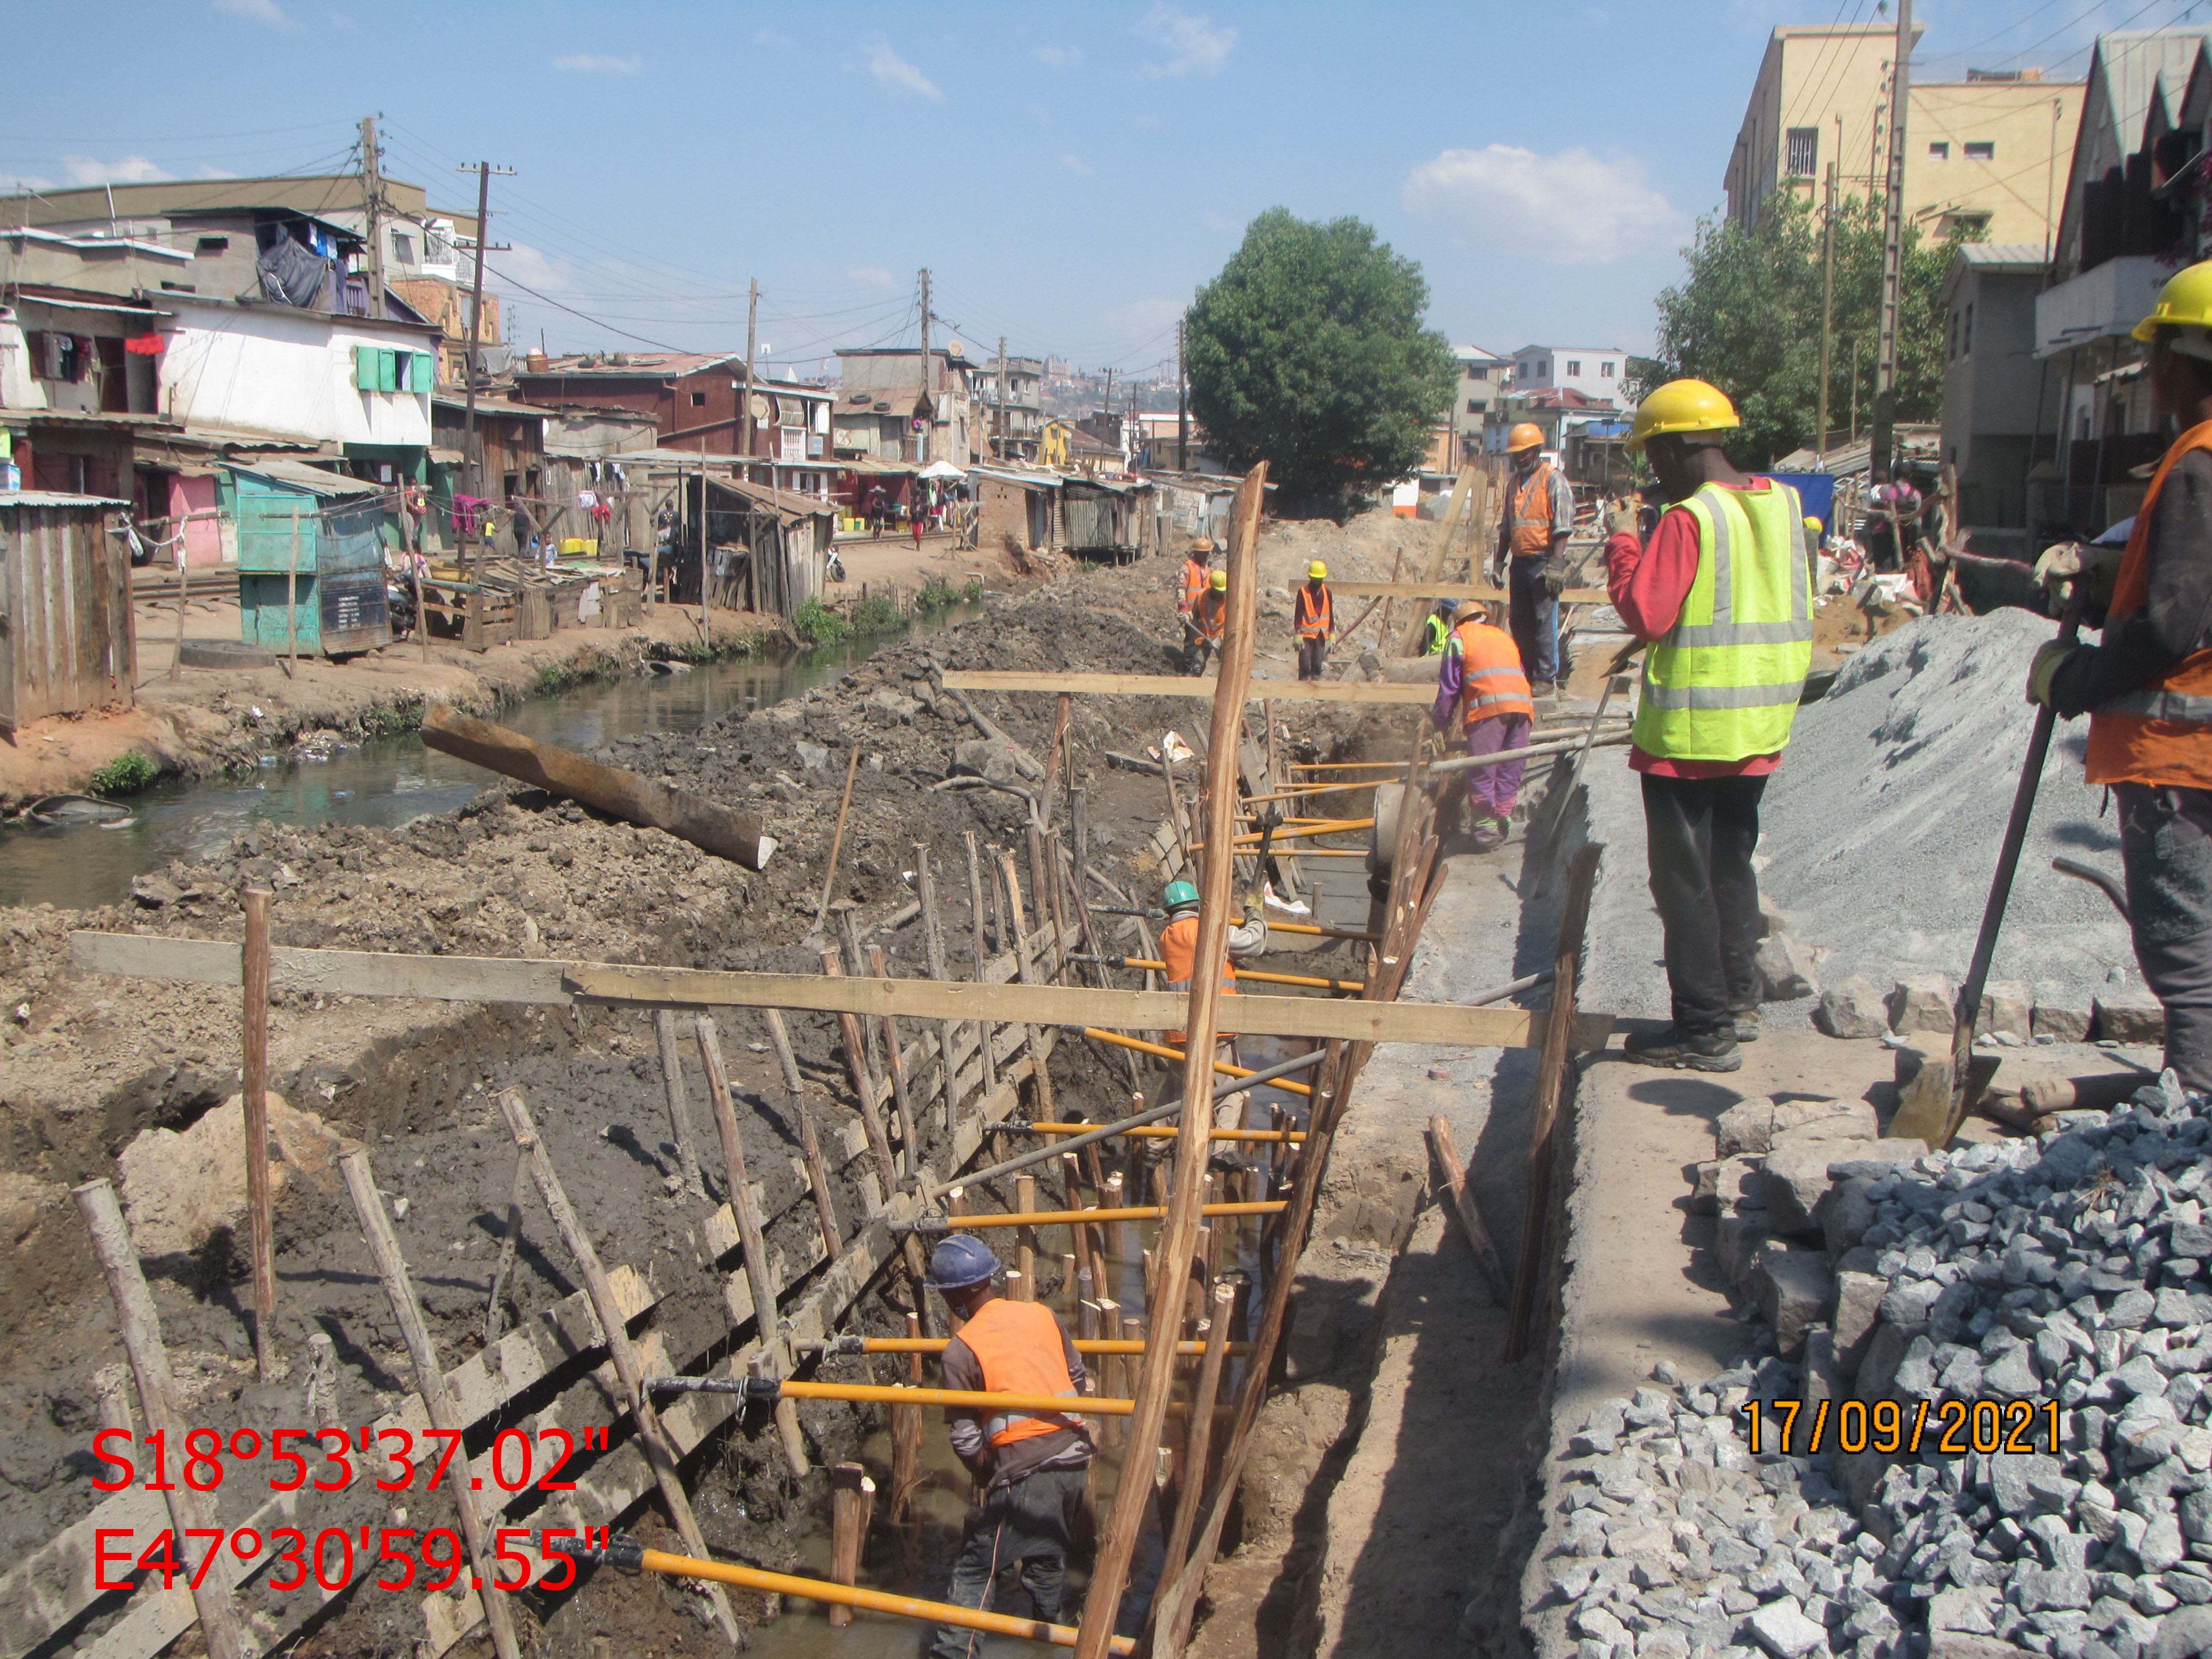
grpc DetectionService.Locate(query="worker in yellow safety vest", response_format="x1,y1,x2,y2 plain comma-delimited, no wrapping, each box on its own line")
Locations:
1421,596,1460,655
1156,878,1269,1126
2030,258,2212,1092
1178,539,1214,672
1604,379,1812,1072
924,1234,1093,1659
1295,560,1334,680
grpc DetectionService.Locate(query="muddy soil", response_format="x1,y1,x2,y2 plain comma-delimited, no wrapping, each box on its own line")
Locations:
0,543,1400,1657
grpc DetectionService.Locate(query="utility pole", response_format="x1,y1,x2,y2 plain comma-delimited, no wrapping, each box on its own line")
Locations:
1872,0,1912,480
1177,317,1188,472
917,267,932,466
1850,337,1863,446
455,163,513,573
358,116,386,321
997,334,1009,462
743,277,759,480
1817,161,1837,462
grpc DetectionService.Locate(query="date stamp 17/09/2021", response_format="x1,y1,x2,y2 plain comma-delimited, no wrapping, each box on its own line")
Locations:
1738,1397,2065,1458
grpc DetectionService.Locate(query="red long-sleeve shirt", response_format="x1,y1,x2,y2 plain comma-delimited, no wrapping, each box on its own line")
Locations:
1604,484,1785,779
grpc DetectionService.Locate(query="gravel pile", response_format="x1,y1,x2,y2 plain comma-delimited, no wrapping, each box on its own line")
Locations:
1544,1074,2212,1658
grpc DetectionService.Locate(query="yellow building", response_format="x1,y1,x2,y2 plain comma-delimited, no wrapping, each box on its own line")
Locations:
1725,24,2084,248
1040,419,1072,469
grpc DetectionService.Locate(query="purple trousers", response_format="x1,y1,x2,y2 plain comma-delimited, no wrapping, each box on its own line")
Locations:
1463,712,1531,822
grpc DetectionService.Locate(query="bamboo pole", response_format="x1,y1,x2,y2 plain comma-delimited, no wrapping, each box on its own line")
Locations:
963,831,999,1094
339,1149,526,1659
1016,1173,1039,1297
694,1016,811,1475
818,949,898,1194
1162,1286,1234,1582
1020,1122,1306,1144
828,1463,876,1627
914,842,961,1139
1030,823,1068,981
997,847,1056,1118
72,1181,249,1659
239,886,276,1383
763,1006,842,1258
1427,1115,1507,1302
484,1151,528,1343
889,1311,924,1523
653,1009,708,1199
1077,458,1265,1658
866,944,920,1176
1095,1296,1123,1448
495,1087,744,1646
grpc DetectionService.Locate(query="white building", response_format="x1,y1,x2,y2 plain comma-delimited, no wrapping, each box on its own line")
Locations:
155,296,437,453
1503,345,1629,406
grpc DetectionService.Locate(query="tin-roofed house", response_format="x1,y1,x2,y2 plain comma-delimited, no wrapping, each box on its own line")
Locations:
227,460,390,656
0,491,134,733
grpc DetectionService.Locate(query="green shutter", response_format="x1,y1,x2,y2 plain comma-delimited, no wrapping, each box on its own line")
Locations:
378,349,399,392
355,345,378,389
412,352,435,392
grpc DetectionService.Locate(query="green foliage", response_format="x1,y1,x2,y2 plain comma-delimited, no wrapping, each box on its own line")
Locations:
794,596,848,645
357,698,422,738
89,750,158,796
1632,191,1963,469
533,661,571,696
1186,208,1458,518
849,592,904,635
962,576,983,603
915,576,959,615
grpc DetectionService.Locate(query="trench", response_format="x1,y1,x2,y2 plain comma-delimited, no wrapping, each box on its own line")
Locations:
0,608,978,912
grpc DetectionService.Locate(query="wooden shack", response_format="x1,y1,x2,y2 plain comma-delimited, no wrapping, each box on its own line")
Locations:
0,491,134,733
229,461,391,656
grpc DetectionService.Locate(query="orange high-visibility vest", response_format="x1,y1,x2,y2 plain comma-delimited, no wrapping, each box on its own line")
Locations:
1508,461,1563,559
1295,583,1333,639
1180,559,1209,616
1196,588,1227,644
1159,911,1237,1045
2088,418,2212,791
1449,618,1534,727
956,1298,1082,1448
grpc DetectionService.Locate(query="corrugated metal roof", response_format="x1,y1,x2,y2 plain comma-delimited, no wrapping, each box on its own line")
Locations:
712,477,839,521
1957,242,2048,266
0,491,127,509
229,458,381,497
2089,30,2211,160
520,351,740,378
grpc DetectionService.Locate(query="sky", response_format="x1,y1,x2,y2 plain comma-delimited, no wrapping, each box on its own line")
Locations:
0,0,2194,381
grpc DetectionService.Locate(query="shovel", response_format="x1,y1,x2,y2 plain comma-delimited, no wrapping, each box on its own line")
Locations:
1889,588,2089,1147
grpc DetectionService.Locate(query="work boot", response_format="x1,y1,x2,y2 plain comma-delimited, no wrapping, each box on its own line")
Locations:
1732,1005,1761,1044
1470,815,1507,852
1622,1024,1742,1072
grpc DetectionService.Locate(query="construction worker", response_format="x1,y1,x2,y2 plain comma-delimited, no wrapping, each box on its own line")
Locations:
1420,595,1460,655
1295,560,1333,680
1605,379,1813,1072
1157,879,1268,1126
1178,539,1214,671
1494,421,1573,695
2030,258,2212,1093
924,1234,1094,1659
1430,600,1534,851
1188,568,1229,676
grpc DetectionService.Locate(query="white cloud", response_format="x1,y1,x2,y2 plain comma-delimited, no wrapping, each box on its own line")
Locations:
1402,144,1684,265
211,0,300,28
0,170,53,192
1140,4,1236,77
1034,44,1082,67
554,53,640,74
862,34,942,101
61,155,173,186
1060,152,1094,176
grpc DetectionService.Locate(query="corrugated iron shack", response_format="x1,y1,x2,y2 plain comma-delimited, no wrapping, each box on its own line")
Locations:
229,460,392,656
0,490,134,732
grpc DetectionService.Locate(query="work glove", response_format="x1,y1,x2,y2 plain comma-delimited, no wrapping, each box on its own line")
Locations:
2032,542,2122,609
1604,499,1640,539
1541,564,1568,598
2026,640,2078,709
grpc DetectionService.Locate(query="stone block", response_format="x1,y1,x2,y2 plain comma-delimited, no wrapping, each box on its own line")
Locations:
1692,1154,1762,1217
1895,1040,1945,1093
1797,1328,1844,1463
1773,1097,1877,1139
1715,1097,1777,1157
1756,932,1817,1002
1744,1597,1828,1657
2032,998,2091,1042
1760,1134,1898,1238
1814,974,1888,1039
1890,972,1956,1035
2095,989,2167,1046
952,738,1025,784
1856,1319,1930,1405
1832,1270,1887,1380
1752,1243,1834,1358
1926,1637,2036,1659
1824,1177,1878,1263
1980,980,2033,1042
1717,1213,1772,1300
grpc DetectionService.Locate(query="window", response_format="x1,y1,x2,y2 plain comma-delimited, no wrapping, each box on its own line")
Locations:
1467,365,1487,381
1600,361,1615,378
1965,141,1994,160
1963,302,1974,357
1928,142,1950,159
391,232,415,265
1468,399,1487,413
1786,126,1819,178
691,391,708,406
1566,359,1582,377
194,236,228,255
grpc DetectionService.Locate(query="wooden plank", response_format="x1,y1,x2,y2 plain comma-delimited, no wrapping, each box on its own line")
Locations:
1330,581,1609,603
70,932,573,1005
941,670,1437,705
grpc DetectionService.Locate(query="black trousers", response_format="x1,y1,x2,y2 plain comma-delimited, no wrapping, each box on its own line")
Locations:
1297,636,1328,680
2116,782,2212,1093
1641,772,1767,1036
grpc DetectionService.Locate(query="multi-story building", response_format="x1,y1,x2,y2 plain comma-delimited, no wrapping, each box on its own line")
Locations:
1724,24,2085,245
1499,345,1627,409
830,345,980,467
978,353,1045,462
1447,345,1511,469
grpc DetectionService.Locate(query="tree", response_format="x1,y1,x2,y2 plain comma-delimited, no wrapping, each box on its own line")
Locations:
1186,208,1457,518
1631,191,1960,469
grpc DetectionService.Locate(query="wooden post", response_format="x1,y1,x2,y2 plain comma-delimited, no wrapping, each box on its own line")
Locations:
1016,1173,1038,1296
285,505,301,675
828,1463,877,1627
1427,1115,1507,1303
818,948,898,1196
815,743,862,925
1505,843,1599,1363
1161,1286,1234,1583
72,1181,249,1659
889,1311,924,1524
239,886,276,1383
170,535,190,681
1033,825,1072,983
1103,1172,1127,1267
1392,466,1475,655
996,848,1057,1118
1041,690,1073,828
963,831,998,1094
763,1007,841,1257
484,1151,528,1344
695,1016,812,1475
1076,460,1264,1659
498,1088,744,1645
914,843,961,1138
1094,1296,1122,1447
653,1009,708,1199
338,1149,526,1659
866,944,920,1176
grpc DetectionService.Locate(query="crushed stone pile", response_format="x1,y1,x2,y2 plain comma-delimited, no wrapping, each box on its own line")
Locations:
1755,612,2133,1034
1547,1074,2212,1658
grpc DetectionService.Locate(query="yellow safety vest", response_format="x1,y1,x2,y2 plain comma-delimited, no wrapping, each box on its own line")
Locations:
1629,481,1813,763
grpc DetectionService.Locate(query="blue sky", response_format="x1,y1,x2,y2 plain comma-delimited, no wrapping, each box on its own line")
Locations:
0,1,2187,379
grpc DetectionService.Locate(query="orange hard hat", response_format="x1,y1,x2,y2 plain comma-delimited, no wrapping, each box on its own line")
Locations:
1505,422,1545,453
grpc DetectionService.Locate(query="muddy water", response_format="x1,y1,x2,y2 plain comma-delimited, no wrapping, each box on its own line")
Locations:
0,611,975,911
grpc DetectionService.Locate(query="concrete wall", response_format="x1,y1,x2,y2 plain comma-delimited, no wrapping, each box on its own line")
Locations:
158,298,436,446
1941,263,2048,529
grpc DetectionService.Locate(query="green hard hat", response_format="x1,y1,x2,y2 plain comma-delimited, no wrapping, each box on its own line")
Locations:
1162,880,1200,912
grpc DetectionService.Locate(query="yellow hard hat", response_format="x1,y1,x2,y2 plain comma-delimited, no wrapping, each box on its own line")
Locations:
1625,379,1741,455
2133,259,2212,356
1209,568,1227,590
1803,515,1823,533
1505,421,1545,453
1307,560,1328,580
